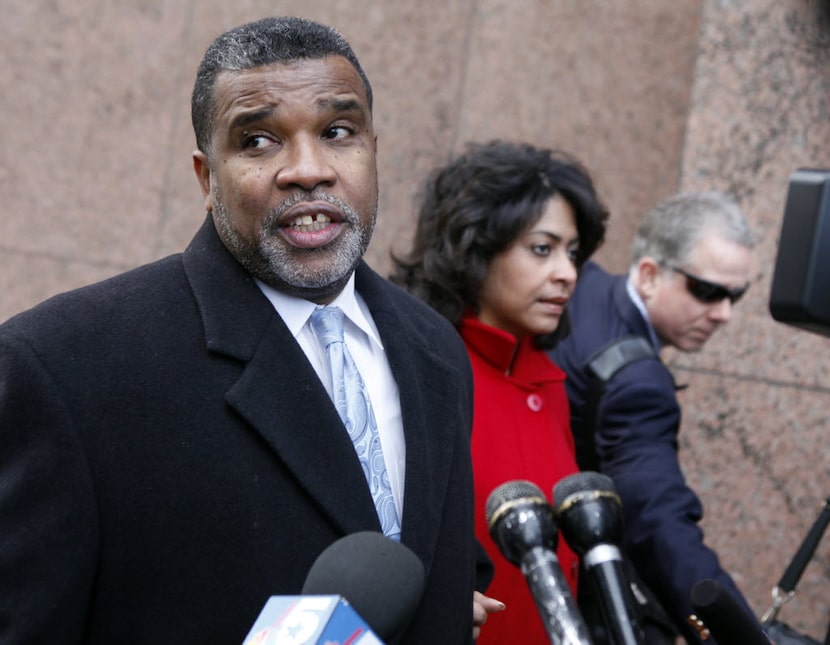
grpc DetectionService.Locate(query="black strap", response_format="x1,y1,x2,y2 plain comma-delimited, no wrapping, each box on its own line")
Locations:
761,496,830,639
777,497,830,594
576,336,657,471
587,336,655,382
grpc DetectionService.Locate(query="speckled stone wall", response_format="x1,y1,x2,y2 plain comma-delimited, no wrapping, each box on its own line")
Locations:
669,1,830,638
2,0,828,639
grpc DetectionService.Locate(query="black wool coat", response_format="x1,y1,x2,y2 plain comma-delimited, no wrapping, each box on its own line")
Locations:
0,217,483,644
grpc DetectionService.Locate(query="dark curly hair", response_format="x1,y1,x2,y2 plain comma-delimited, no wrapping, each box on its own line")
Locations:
390,140,609,349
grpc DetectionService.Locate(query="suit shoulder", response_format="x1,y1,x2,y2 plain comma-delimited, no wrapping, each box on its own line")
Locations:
555,265,622,346
1,254,187,342
601,357,679,419
359,265,458,330
383,280,465,344
570,261,618,302
383,279,449,321
358,270,469,375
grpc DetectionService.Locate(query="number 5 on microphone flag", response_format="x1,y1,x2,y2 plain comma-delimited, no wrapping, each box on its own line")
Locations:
242,595,384,645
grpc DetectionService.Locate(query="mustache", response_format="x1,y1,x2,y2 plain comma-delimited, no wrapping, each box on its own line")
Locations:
264,190,359,227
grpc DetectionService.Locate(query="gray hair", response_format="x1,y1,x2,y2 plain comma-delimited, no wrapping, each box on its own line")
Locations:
630,191,755,268
191,16,373,155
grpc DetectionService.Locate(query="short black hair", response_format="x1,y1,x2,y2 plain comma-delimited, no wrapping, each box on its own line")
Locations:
191,16,372,154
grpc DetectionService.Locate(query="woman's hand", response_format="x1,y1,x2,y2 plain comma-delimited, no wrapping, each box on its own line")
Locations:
472,590,506,640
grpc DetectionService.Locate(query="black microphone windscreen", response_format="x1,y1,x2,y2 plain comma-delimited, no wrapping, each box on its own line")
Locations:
301,532,425,642
553,471,624,555
485,479,546,526
690,578,770,645
553,471,615,508
485,480,559,570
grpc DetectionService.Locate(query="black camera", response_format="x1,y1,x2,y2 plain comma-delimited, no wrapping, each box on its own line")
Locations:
769,168,830,338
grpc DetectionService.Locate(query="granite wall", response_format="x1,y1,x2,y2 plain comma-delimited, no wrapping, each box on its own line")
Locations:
1,0,828,638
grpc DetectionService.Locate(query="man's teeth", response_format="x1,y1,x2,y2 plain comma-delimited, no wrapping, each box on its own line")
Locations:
289,213,333,231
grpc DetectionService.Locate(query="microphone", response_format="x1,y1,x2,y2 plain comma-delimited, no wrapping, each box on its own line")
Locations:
553,472,643,645
302,531,426,642
485,480,592,645
690,578,771,645
242,532,425,645
243,594,382,645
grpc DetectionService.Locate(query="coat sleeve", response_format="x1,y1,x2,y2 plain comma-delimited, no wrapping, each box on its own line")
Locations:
0,330,98,643
595,358,753,643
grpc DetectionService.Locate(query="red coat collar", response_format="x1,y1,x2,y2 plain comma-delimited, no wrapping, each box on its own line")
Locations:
458,314,565,383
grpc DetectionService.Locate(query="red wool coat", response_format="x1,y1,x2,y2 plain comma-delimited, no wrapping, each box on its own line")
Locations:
461,316,580,645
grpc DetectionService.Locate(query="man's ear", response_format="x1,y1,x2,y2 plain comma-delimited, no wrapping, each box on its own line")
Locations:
635,257,661,302
192,150,213,212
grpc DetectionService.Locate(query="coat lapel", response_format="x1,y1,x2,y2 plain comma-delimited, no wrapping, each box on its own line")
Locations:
183,220,468,567
355,265,467,574
182,218,380,536
226,318,382,534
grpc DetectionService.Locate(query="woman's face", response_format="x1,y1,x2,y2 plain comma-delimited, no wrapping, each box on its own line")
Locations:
478,195,579,339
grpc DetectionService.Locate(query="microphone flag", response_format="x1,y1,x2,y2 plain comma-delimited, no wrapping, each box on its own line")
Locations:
242,595,384,645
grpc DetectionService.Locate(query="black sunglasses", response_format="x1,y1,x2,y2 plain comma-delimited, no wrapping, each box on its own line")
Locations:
660,262,749,304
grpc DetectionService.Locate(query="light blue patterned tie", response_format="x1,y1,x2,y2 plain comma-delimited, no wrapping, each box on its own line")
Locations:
309,306,401,541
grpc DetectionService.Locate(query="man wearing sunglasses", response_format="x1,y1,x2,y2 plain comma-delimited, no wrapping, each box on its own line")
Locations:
550,191,755,644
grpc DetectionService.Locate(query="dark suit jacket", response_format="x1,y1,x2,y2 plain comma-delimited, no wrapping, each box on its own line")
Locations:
550,261,752,643
0,217,484,644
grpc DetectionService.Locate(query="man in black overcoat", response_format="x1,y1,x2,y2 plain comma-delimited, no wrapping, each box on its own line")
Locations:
0,16,495,644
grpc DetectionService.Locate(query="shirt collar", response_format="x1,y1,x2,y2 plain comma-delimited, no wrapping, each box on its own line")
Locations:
626,278,662,351
255,275,384,350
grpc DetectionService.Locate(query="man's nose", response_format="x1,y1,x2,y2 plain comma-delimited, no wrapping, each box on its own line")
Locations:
708,297,733,323
276,138,336,190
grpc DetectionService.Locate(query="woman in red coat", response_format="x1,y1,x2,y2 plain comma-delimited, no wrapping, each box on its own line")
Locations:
392,140,608,643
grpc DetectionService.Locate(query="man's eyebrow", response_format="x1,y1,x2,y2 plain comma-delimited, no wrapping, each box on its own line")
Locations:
318,97,365,115
228,107,275,131
228,98,365,131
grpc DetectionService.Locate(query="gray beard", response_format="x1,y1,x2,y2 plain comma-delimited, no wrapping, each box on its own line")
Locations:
213,189,376,300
